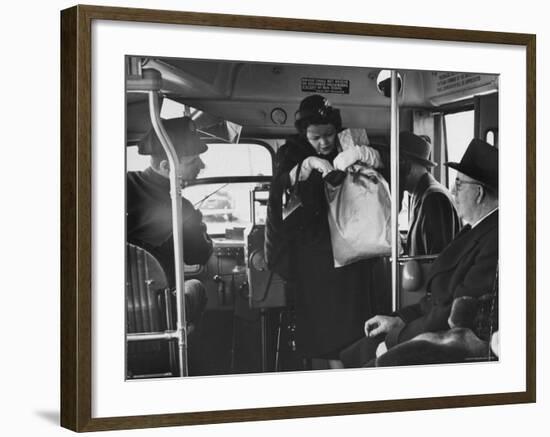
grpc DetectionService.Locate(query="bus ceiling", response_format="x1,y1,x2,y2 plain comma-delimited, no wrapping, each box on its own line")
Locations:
126,56,498,138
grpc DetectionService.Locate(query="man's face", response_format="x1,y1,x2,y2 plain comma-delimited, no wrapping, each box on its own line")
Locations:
306,124,337,155
178,154,205,181
451,171,481,224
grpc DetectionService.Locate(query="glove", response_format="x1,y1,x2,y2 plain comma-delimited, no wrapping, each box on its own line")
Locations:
333,146,362,171
300,156,334,179
334,145,381,171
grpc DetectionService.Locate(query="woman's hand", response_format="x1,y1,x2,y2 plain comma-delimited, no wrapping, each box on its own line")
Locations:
364,315,405,337
334,147,362,171
300,156,334,179
334,145,382,171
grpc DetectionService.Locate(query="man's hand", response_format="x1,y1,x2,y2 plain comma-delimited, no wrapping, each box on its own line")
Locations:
364,315,405,337
301,156,334,179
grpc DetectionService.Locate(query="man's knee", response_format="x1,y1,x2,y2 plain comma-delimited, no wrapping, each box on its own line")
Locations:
340,335,385,368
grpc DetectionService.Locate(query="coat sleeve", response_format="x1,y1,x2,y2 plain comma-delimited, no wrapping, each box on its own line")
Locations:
265,141,325,277
387,298,453,347
265,145,299,274
417,192,459,255
180,198,213,265
451,233,498,299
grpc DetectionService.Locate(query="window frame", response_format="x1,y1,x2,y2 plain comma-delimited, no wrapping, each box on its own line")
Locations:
182,138,275,237
439,99,476,188
184,138,275,187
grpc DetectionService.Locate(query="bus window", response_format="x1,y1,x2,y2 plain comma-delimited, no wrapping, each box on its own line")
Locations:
183,182,264,236
485,129,497,146
198,143,272,179
161,98,186,119
184,142,272,235
126,142,272,176
445,109,474,186
126,145,150,171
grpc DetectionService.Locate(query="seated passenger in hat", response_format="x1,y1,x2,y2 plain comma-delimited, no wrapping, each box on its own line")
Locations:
395,132,460,256
127,116,213,324
369,132,460,256
340,139,499,367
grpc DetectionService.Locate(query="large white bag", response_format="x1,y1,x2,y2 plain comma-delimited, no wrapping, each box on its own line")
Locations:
326,166,393,267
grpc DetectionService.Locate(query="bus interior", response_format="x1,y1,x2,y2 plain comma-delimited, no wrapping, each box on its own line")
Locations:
125,56,499,379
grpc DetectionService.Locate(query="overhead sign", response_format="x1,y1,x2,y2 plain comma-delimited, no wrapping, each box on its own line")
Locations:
424,72,498,104
435,72,484,93
301,77,350,94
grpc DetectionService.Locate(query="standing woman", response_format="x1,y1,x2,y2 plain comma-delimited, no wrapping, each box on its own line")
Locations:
266,95,381,368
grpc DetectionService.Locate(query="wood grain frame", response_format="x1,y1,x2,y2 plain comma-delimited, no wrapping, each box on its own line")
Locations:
60,4,536,432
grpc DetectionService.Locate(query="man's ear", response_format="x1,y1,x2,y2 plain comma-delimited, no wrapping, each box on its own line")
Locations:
159,159,170,174
476,185,485,204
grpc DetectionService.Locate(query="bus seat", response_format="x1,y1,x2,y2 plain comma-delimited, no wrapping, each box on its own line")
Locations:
126,243,168,333
399,255,437,308
367,256,437,315
402,259,424,291
126,243,207,378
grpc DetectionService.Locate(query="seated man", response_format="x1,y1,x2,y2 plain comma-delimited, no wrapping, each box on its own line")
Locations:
396,132,460,256
127,116,213,320
341,138,498,367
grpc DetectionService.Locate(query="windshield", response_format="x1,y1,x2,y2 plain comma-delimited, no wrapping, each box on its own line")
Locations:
183,182,268,236
185,142,272,235
196,142,272,179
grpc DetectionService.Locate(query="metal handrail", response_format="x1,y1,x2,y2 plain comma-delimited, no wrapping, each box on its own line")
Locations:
127,331,179,342
147,89,189,377
127,325,195,342
125,67,189,377
390,70,400,312
398,254,438,263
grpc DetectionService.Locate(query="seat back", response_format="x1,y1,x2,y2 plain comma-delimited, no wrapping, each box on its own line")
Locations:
126,243,169,333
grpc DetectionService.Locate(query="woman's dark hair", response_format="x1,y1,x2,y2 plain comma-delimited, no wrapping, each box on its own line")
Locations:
294,94,342,133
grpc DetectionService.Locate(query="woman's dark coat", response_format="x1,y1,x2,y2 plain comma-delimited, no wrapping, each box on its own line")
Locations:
265,135,382,359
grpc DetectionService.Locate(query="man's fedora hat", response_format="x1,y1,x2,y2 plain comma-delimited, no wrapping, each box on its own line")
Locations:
376,132,436,167
138,116,208,157
445,138,498,190
398,131,437,167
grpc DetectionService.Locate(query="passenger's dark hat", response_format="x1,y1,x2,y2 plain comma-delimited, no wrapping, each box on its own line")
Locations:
294,94,342,132
445,139,498,190
138,116,208,157
379,132,436,167
398,131,437,167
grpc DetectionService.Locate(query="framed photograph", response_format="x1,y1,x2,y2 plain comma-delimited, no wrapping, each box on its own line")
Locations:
60,4,536,432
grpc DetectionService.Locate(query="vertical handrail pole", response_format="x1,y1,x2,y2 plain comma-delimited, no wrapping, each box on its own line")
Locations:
260,308,268,372
148,89,189,377
390,71,400,312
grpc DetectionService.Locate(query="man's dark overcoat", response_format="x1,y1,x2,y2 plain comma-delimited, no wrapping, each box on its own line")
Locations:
127,168,213,286
341,210,498,365
407,172,460,256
